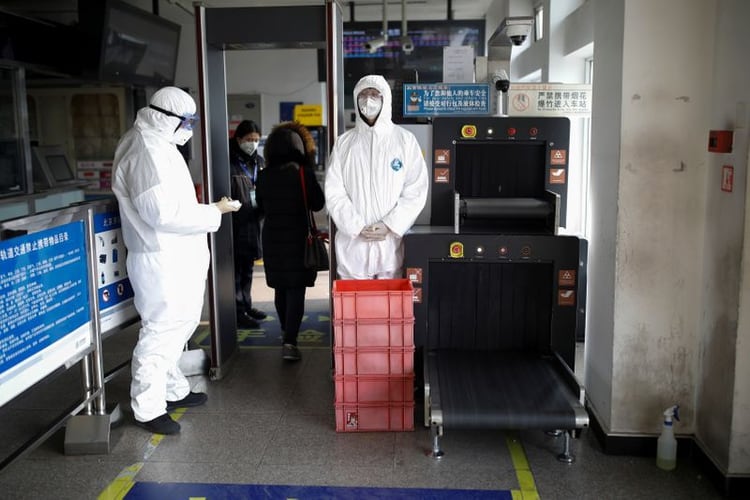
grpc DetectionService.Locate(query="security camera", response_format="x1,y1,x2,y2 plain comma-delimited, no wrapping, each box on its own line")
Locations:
506,25,530,46
364,36,388,53
491,70,510,93
502,17,533,46
400,36,414,55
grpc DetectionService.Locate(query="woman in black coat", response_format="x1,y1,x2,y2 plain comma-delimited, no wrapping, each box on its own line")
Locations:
256,121,325,361
229,120,266,329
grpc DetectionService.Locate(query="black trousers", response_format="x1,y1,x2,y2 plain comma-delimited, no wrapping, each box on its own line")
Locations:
234,255,254,314
274,287,306,346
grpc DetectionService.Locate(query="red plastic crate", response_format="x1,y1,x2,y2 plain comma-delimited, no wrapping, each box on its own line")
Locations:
335,402,415,432
334,346,415,376
332,279,414,320
334,374,414,403
333,318,415,348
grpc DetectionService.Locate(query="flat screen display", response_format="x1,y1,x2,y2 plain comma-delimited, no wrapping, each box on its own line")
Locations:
100,0,181,86
45,154,75,182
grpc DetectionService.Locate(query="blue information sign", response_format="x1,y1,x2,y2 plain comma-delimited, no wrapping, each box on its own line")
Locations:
0,221,92,404
93,212,133,310
93,211,136,333
403,83,491,117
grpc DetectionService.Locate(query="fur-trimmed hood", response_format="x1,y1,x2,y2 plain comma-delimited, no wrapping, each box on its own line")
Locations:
263,120,316,168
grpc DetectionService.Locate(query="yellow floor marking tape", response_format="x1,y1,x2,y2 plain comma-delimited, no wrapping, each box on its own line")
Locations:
97,408,188,500
506,433,540,500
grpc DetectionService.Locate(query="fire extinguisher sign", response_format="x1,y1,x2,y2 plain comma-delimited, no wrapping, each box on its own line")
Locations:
721,165,734,193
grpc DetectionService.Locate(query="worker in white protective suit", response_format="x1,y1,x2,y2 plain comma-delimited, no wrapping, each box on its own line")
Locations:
112,86,239,435
325,74,429,279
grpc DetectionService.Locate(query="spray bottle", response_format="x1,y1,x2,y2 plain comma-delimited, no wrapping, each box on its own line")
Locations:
656,404,680,470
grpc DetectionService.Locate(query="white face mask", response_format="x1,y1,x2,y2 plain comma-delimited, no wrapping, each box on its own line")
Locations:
358,96,383,120
240,141,259,156
172,128,193,146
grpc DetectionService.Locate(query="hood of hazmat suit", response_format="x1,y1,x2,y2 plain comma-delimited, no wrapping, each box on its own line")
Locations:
324,75,429,279
112,86,221,323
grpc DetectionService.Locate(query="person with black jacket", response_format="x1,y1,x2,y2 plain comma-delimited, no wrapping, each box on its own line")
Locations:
256,121,325,361
229,120,267,329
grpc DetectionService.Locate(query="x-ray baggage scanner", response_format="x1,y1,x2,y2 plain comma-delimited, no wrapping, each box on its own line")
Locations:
404,116,588,461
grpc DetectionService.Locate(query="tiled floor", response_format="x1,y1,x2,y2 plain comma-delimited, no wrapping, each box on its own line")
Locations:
0,267,726,499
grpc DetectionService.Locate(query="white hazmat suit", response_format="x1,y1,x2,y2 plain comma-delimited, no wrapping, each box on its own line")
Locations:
112,87,222,424
325,75,429,279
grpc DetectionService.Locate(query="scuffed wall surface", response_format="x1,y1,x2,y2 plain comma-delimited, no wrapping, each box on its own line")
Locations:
610,0,714,433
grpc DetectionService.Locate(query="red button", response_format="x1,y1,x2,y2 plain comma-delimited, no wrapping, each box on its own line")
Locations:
529,127,538,136
507,127,516,136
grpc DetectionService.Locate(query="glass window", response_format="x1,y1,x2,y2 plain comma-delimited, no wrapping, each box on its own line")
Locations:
0,67,29,197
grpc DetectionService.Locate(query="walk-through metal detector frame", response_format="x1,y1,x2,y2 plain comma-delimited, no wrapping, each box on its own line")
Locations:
194,2,345,379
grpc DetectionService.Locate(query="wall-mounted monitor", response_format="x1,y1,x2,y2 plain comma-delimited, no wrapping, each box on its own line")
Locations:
32,145,80,190
79,0,180,87
101,0,181,87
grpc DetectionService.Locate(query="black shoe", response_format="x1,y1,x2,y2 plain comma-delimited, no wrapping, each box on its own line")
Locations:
166,391,208,411
237,312,260,329
282,344,301,362
247,308,267,320
136,413,180,435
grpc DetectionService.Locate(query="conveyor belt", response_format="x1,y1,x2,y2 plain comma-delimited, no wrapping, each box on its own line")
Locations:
461,198,554,219
427,350,585,430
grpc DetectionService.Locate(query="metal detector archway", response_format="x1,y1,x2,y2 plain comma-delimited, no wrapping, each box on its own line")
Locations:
194,2,344,379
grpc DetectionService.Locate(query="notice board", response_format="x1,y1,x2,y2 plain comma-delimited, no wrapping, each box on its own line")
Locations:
0,218,94,407
93,208,136,335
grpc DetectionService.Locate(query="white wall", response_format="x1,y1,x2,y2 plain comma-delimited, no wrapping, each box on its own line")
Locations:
225,49,325,136
586,0,624,432
699,0,750,475
588,0,750,476
612,0,712,432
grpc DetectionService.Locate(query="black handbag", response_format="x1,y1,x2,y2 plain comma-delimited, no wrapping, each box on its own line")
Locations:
299,166,329,271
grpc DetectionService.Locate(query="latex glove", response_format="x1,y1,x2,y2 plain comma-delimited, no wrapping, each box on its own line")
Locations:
214,196,241,214
360,222,389,241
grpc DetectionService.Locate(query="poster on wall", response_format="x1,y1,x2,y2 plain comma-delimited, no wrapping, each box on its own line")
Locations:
93,211,137,334
0,221,93,407
507,83,592,117
403,83,490,117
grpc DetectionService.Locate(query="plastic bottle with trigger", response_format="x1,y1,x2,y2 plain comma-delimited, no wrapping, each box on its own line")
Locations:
656,404,680,470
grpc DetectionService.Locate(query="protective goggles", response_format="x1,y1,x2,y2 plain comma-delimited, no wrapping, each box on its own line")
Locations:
149,104,199,130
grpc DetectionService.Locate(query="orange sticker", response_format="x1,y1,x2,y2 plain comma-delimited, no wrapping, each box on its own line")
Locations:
434,149,451,164
558,289,576,306
559,270,576,287
434,168,450,184
549,168,566,184
550,149,567,165
407,267,423,284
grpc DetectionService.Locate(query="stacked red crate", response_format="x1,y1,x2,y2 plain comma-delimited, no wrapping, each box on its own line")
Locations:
332,279,415,432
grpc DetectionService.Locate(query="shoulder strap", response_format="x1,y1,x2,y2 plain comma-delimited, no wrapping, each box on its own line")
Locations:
298,165,317,232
